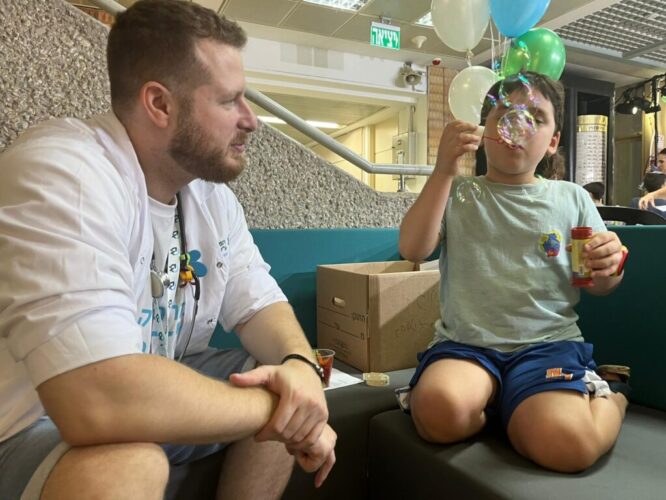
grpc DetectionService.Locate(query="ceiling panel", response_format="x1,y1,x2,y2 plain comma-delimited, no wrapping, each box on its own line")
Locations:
112,0,666,70
281,3,356,36
223,0,296,25
359,0,431,23
540,0,598,23
555,0,666,65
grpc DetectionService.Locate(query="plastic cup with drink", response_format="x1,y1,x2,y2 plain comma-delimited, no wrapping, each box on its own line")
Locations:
314,348,335,388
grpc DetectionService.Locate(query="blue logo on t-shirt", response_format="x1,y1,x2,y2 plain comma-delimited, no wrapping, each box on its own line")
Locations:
186,249,208,277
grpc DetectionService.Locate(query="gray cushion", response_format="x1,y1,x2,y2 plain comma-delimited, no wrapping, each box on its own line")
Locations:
282,367,414,499
368,406,666,499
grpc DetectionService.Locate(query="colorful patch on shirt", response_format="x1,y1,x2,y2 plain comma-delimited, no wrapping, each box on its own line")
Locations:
186,249,208,277
539,230,562,257
545,367,573,381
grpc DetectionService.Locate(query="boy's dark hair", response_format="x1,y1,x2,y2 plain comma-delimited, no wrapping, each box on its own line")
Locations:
583,181,605,201
479,71,566,180
107,0,246,116
480,72,565,134
644,172,666,193
659,148,666,156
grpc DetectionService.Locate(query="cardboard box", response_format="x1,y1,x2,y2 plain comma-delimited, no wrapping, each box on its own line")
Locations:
316,261,440,372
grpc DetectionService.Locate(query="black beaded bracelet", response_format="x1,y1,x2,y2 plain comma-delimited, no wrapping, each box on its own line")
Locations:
281,353,325,381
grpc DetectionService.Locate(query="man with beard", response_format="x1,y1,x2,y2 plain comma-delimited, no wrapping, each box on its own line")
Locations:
0,1,335,499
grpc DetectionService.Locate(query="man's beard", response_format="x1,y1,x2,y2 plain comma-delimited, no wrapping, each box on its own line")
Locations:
168,107,247,184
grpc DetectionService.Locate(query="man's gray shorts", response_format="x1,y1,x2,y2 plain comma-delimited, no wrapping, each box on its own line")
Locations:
0,348,253,500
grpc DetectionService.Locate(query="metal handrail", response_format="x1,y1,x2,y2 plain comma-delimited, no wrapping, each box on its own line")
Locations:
245,89,433,176
88,0,434,177
88,0,124,15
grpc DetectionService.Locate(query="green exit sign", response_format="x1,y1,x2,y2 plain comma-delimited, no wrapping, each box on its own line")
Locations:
370,22,400,50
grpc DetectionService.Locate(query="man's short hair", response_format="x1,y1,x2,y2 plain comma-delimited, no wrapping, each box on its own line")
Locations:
107,0,246,115
644,172,666,193
583,182,605,201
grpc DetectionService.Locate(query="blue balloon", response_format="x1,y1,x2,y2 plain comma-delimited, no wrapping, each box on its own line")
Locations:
490,0,551,38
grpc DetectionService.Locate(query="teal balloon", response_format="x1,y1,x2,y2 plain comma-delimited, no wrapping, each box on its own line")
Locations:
491,0,550,38
501,28,566,80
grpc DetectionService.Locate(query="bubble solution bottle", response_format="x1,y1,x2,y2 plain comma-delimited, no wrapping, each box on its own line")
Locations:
571,226,594,287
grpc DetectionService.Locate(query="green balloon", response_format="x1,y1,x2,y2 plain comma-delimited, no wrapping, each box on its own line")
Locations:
501,28,566,80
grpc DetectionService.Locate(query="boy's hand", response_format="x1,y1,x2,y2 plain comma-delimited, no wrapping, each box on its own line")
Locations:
434,121,481,177
582,231,624,278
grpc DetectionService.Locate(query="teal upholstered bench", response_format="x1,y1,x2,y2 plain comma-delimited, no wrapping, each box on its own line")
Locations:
172,226,666,500
242,226,665,411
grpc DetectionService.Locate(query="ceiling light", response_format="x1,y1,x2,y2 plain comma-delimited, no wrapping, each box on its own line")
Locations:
415,12,432,26
615,101,636,114
615,90,647,115
303,0,368,12
631,96,651,113
258,116,340,129
306,121,341,129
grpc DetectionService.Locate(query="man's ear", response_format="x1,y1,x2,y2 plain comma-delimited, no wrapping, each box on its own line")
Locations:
139,81,174,129
547,131,561,156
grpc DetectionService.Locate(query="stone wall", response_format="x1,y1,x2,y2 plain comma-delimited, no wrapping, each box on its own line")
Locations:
0,0,417,228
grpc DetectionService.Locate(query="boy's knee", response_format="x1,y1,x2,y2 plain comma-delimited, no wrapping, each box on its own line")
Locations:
519,426,602,473
412,390,485,443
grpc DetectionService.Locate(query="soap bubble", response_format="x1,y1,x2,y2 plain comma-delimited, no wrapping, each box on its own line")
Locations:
497,72,534,107
455,179,483,203
497,105,537,147
485,72,539,148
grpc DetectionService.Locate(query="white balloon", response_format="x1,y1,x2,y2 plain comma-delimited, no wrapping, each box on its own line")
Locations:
448,66,498,124
431,0,490,52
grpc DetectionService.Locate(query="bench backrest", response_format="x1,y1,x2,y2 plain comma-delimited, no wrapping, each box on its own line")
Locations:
577,226,666,410
211,226,666,410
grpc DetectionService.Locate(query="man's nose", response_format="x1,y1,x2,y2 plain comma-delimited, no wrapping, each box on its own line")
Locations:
239,95,257,132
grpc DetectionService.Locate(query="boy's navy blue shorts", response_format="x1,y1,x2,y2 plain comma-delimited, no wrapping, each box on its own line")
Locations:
409,340,598,426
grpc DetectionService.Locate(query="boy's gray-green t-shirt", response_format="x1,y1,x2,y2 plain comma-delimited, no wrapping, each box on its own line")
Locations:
433,176,606,352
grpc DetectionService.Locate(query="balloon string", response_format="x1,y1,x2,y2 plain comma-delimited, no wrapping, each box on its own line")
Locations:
489,21,496,73
466,50,473,67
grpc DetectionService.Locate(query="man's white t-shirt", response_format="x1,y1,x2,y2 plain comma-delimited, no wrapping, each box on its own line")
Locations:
0,112,286,442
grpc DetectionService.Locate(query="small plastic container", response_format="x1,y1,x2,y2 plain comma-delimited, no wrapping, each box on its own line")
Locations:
363,372,390,387
571,226,594,287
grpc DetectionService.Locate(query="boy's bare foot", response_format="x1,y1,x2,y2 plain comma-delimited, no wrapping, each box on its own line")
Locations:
596,365,631,404
596,364,630,382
